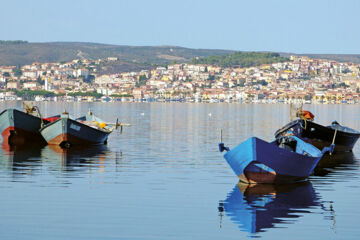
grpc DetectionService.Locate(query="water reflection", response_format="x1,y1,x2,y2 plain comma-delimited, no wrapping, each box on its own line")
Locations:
313,152,357,176
0,142,121,175
43,145,110,171
1,142,44,175
219,182,323,235
1,143,42,174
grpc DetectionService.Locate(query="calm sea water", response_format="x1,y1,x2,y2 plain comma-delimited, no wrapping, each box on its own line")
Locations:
0,102,359,239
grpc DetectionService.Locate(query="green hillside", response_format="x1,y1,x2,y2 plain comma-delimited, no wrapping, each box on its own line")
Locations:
0,41,234,67
192,52,288,67
1,41,359,74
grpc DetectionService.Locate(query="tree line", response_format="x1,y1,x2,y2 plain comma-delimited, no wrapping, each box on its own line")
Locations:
192,52,288,68
11,90,105,100
0,40,28,45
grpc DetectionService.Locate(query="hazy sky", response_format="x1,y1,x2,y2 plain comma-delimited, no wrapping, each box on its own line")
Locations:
1,0,360,53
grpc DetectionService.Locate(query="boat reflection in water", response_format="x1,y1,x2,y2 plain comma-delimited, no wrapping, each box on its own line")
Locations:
1,141,120,175
219,182,322,235
43,144,111,171
1,142,43,174
313,151,357,177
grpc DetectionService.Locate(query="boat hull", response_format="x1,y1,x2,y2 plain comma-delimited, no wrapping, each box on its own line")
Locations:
223,137,324,184
40,118,110,147
275,119,360,152
0,109,46,145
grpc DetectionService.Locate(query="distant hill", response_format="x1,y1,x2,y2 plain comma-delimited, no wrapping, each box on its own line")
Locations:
302,54,360,63
1,41,360,73
0,41,234,67
280,53,360,64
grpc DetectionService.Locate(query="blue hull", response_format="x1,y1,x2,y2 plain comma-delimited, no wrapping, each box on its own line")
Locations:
222,136,330,183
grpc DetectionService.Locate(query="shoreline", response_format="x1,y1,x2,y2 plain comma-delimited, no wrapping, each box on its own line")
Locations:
0,99,357,105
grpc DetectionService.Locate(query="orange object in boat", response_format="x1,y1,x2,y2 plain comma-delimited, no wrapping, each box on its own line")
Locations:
298,110,314,120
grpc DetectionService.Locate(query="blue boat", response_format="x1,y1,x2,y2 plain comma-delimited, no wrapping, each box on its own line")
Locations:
218,182,321,234
219,135,334,184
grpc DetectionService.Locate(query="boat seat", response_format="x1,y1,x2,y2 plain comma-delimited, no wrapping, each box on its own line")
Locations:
246,162,275,173
277,136,297,152
292,136,321,157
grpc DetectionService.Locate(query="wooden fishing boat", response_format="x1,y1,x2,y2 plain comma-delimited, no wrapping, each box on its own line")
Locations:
40,111,129,148
0,108,59,145
275,119,360,152
219,135,334,184
218,181,320,233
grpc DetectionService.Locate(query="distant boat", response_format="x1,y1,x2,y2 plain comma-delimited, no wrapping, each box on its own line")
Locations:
275,119,360,152
219,135,334,184
0,108,59,145
40,111,129,148
101,96,112,102
218,181,321,234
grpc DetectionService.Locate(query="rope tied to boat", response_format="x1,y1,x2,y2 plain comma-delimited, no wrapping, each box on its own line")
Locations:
300,117,307,130
296,108,314,130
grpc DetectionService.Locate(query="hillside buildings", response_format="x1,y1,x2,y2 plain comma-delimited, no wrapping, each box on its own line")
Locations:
1,56,360,104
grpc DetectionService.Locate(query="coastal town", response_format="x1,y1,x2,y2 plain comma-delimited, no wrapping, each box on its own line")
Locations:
0,55,359,104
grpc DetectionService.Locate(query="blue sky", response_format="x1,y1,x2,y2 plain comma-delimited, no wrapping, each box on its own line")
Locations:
1,0,359,53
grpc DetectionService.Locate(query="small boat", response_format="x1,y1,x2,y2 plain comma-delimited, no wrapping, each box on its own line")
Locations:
275,119,360,153
218,181,321,234
0,107,59,145
40,111,129,148
275,107,360,152
219,134,334,184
